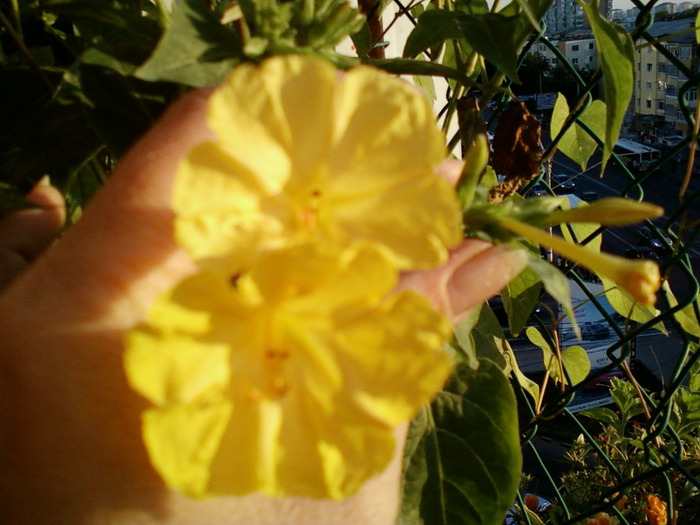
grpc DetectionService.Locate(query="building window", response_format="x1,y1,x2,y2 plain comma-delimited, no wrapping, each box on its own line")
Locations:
658,81,665,93
677,110,685,121
647,63,653,72
588,42,594,49
551,58,558,66
572,58,579,65
572,44,579,51
667,84,677,96
587,56,594,63
679,46,692,59
668,65,678,77
658,63,667,73
646,99,652,108
646,82,652,90
658,100,664,110
685,88,698,103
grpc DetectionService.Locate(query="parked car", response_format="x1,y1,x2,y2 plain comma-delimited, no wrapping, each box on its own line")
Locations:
637,226,673,257
660,135,685,148
625,246,660,263
579,190,599,202
551,174,575,194
527,183,548,197
581,323,610,340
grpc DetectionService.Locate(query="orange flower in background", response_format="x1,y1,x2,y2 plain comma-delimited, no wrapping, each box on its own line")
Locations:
585,512,613,525
643,495,668,525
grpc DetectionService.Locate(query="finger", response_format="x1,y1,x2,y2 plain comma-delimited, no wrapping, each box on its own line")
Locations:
397,239,529,323
435,158,463,186
2,88,215,326
446,242,529,321
0,90,218,522
0,182,65,292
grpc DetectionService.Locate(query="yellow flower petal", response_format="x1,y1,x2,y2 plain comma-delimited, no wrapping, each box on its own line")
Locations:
143,402,232,497
126,244,453,499
175,55,462,274
125,273,238,406
174,142,283,274
208,55,336,186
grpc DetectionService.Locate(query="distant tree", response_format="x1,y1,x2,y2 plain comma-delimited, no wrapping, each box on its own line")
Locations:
512,52,552,96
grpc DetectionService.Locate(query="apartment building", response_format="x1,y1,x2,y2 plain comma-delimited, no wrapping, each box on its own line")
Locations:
542,0,582,35
633,19,698,136
531,32,598,71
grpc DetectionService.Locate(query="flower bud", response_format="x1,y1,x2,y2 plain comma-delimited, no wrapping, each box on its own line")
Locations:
545,197,663,227
499,217,661,305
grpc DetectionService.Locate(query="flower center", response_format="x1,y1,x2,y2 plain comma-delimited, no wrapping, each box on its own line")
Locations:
299,189,322,232
264,348,291,399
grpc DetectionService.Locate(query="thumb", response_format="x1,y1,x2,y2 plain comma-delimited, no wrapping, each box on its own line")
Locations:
2,89,215,328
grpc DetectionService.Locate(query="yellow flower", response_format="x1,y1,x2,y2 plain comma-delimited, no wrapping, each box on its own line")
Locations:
499,216,661,305
643,494,668,525
124,244,452,499
174,55,462,275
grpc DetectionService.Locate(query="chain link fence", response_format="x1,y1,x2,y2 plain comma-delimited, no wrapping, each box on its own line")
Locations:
502,4,700,524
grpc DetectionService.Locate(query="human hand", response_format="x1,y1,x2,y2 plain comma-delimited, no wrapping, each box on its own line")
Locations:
0,89,527,525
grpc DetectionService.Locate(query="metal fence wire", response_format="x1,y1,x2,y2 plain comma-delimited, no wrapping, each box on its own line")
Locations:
502,4,700,525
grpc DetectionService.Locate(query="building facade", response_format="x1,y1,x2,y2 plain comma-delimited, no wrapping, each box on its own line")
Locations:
633,19,698,136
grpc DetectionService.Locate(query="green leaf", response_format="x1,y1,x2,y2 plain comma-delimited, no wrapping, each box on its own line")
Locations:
79,64,176,157
527,256,580,338
501,266,542,337
663,281,700,338
550,94,606,170
601,276,667,334
403,11,521,82
42,0,162,66
696,10,700,43
399,361,522,525
402,10,467,59
526,326,562,382
454,304,541,402
560,220,602,252
578,406,620,427
135,0,242,87
561,345,591,386
454,304,509,371
578,0,634,173
525,328,588,385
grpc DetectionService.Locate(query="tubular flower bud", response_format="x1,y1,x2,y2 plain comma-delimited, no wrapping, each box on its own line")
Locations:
545,197,663,227
499,216,661,306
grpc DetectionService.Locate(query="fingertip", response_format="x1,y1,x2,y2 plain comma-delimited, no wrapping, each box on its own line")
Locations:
447,245,529,323
435,158,463,186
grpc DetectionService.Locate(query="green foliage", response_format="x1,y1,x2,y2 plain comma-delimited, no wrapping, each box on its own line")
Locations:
134,0,242,87
542,375,700,524
551,94,606,171
577,0,634,173
398,361,522,525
